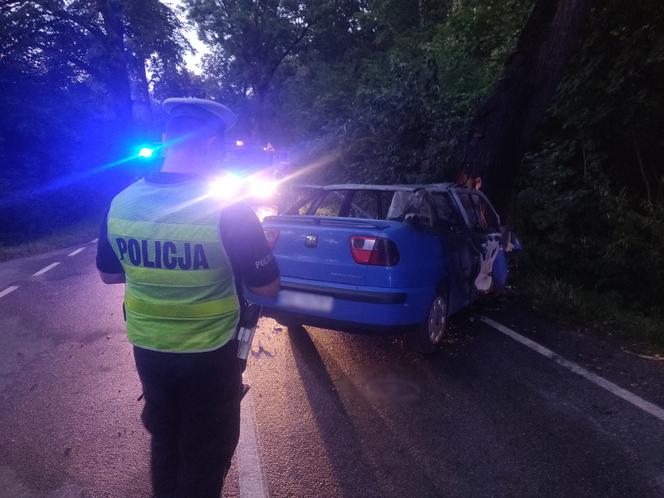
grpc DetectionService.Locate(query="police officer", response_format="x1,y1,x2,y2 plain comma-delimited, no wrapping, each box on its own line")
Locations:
96,97,280,498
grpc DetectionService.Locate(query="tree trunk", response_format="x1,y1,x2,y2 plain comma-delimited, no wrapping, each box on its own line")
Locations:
254,83,269,145
456,0,593,217
127,44,154,130
96,0,134,129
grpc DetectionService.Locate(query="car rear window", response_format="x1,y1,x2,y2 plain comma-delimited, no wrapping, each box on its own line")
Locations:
282,187,320,214
297,197,316,215
386,191,413,220
313,190,346,217
285,188,466,225
431,193,461,226
348,190,381,219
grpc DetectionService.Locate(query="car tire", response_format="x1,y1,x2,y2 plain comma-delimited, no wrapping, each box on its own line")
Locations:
411,292,449,354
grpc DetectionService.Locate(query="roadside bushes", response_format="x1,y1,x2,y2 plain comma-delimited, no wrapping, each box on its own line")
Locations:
511,0,664,341
515,141,664,321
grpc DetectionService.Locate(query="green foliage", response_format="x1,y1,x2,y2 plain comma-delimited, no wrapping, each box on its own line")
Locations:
187,0,370,142
518,272,664,348
252,0,533,185
180,0,532,184
0,0,186,243
336,46,447,183
330,0,533,184
517,142,664,311
514,0,664,317
547,0,664,206
124,0,189,62
433,0,533,112
188,0,307,94
0,215,102,262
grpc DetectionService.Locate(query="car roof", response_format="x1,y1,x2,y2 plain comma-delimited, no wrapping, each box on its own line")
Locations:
302,183,458,192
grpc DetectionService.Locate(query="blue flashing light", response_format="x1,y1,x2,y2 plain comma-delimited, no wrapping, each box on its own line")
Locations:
138,147,155,158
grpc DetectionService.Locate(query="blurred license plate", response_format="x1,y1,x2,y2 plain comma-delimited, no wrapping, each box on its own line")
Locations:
279,290,333,312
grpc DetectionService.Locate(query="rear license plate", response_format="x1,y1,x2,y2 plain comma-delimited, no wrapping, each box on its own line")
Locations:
278,290,334,312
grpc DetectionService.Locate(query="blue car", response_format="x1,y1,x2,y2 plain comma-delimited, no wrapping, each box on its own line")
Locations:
247,184,513,353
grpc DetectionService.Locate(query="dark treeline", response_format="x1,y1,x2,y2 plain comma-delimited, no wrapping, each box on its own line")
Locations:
0,0,190,240
1,0,663,318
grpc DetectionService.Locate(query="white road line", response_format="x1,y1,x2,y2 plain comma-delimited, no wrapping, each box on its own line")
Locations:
0,286,19,299
238,390,269,498
67,247,86,257
89,238,98,244
32,262,61,277
480,316,664,423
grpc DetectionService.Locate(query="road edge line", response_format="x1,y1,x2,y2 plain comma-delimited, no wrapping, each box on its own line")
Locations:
67,247,87,257
0,286,19,299
480,316,664,423
238,389,269,498
32,262,61,277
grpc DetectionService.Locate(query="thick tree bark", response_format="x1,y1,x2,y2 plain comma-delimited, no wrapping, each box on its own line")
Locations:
457,0,593,217
127,44,154,129
96,0,134,128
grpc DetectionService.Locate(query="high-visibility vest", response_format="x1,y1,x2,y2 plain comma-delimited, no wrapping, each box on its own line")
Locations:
107,177,239,352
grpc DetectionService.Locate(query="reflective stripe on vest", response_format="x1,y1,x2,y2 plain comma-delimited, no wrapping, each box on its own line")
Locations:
124,294,238,319
107,178,240,353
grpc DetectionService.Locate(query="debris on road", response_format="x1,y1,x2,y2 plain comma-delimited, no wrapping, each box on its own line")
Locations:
251,344,275,358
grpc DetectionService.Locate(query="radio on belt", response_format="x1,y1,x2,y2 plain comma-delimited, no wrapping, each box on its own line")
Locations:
237,303,261,360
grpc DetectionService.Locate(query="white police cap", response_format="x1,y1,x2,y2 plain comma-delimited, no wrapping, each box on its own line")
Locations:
162,97,237,130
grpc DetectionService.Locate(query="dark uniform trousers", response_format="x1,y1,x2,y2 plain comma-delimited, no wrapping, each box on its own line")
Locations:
133,340,241,498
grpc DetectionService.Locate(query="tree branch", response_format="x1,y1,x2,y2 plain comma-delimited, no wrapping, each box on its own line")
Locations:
33,1,107,41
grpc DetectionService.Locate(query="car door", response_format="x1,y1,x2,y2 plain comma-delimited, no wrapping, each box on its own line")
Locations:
469,193,502,291
429,191,476,313
451,189,502,302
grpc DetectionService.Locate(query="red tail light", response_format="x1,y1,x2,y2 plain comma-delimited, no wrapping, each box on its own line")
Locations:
264,228,279,249
349,236,399,266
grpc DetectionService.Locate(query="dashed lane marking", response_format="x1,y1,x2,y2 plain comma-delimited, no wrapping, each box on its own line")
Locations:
480,316,664,423
89,238,98,244
238,390,269,498
0,286,19,299
32,262,61,277
67,247,86,257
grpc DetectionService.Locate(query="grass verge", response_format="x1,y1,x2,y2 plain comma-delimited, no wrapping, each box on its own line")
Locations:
516,272,664,352
0,217,100,262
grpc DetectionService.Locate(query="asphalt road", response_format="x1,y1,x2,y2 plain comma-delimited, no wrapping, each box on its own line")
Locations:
1,242,663,498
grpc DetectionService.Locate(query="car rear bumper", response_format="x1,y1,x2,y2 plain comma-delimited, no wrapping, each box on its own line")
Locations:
280,281,407,304
262,309,416,335
246,277,434,331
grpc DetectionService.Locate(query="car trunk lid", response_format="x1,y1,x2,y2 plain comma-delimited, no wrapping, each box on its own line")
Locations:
263,215,393,286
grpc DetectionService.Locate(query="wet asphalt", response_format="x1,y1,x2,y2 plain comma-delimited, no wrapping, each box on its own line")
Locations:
0,244,663,498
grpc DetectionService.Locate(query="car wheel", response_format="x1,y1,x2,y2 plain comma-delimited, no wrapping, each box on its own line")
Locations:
412,293,448,354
